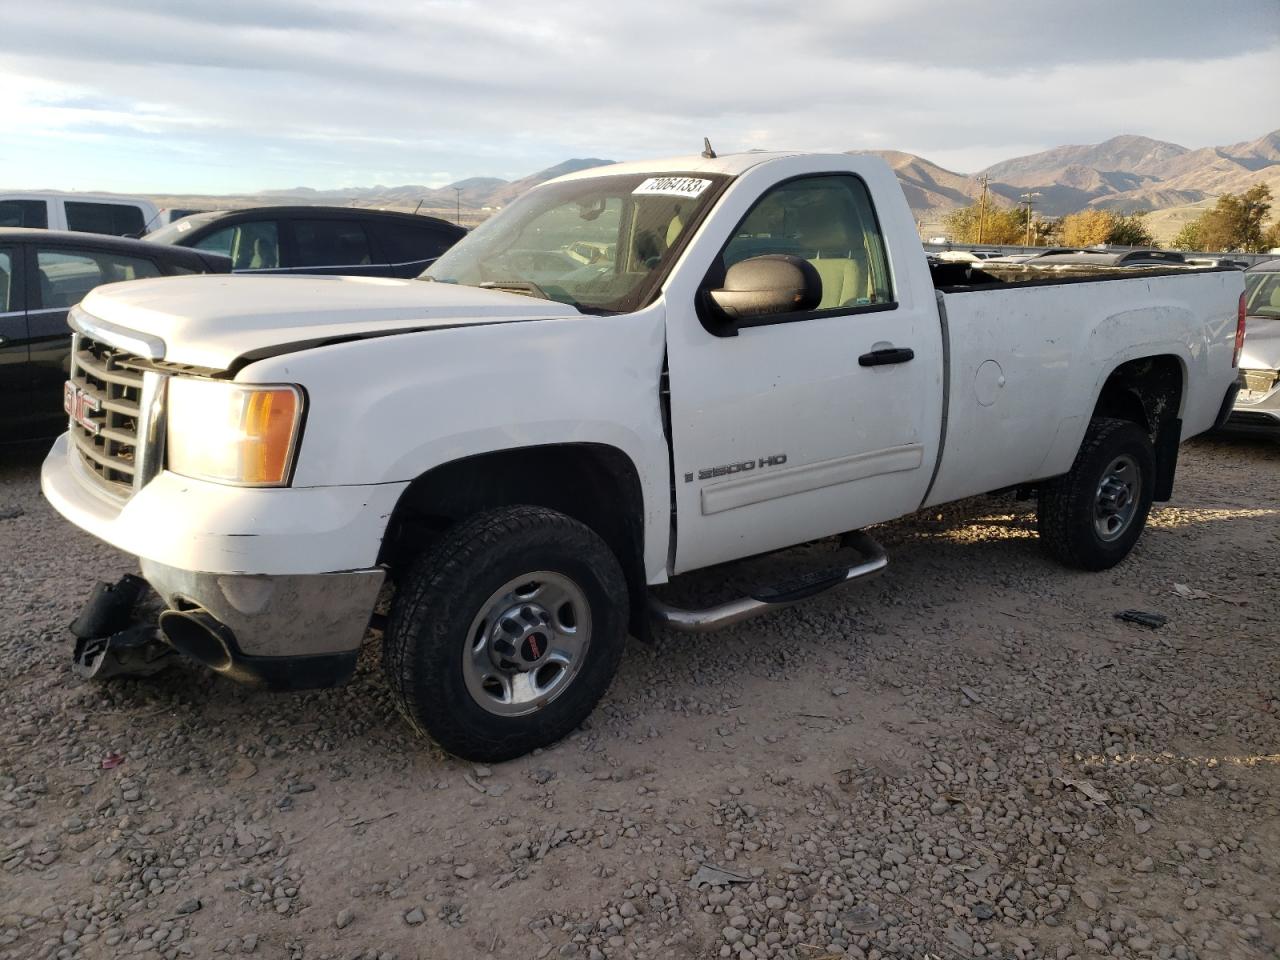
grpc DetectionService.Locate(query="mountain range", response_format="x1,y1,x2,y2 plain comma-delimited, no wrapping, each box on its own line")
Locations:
860,130,1280,222
153,130,1280,243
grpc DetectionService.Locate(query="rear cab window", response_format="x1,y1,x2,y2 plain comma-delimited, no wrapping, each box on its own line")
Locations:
0,199,49,229
64,202,146,237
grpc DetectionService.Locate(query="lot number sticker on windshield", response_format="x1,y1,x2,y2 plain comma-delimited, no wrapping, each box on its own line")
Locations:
633,177,713,198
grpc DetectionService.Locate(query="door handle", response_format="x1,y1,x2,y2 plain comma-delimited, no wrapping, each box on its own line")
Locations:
858,347,914,367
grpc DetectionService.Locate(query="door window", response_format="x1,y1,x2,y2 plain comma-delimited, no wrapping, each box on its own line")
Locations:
371,221,456,263
292,220,374,267
719,175,894,314
0,199,49,229
35,249,161,309
0,250,14,310
64,202,146,237
195,221,280,270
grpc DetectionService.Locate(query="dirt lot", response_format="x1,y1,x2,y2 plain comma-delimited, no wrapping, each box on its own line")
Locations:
1,435,1277,960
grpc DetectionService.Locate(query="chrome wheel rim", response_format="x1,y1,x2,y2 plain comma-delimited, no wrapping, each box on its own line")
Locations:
462,571,592,717
1094,453,1141,542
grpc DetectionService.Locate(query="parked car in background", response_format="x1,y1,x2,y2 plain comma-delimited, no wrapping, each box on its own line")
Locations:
1029,249,1187,268
983,254,1037,264
0,229,230,440
145,207,466,278
937,249,1004,263
1185,256,1251,270
1225,258,1280,436
0,192,161,238
150,208,209,230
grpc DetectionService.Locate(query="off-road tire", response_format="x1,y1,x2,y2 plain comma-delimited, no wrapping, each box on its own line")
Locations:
1037,417,1156,571
382,505,628,762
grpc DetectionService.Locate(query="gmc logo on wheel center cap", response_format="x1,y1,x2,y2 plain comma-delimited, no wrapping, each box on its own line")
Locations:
64,382,101,435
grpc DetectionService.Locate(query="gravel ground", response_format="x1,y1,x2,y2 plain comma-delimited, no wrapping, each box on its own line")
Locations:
1,434,1277,960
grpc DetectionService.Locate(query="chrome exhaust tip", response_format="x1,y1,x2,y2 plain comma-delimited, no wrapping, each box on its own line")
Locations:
158,609,235,671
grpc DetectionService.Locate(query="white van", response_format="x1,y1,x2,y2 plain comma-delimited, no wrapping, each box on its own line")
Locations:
0,191,160,237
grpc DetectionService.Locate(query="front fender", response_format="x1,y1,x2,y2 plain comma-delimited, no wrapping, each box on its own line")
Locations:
239,306,673,582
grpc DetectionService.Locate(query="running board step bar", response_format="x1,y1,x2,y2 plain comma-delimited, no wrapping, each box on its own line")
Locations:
649,531,887,633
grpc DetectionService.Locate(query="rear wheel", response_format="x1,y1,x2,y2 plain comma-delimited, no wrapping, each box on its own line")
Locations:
382,505,628,762
1037,417,1156,571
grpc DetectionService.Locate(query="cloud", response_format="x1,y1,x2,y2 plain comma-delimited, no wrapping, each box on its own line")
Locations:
1,0,1277,192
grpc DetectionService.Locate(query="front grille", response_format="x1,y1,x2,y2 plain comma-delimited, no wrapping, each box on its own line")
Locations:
67,334,149,496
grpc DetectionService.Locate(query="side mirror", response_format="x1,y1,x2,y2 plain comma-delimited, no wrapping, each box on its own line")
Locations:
708,255,822,324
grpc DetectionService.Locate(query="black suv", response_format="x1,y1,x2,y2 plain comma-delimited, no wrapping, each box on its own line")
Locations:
146,206,466,278
1,229,230,440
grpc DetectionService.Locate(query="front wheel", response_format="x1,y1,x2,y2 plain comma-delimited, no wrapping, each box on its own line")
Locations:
382,506,628,762
1036,417,1156,571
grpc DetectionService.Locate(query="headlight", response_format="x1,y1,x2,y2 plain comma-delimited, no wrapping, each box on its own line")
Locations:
166,379,304,486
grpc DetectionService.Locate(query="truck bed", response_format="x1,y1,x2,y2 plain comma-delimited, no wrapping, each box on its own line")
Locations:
922,265,1241,508
929,260,1237,292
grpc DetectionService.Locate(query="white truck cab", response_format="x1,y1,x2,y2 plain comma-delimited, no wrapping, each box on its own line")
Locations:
41,151,1245,761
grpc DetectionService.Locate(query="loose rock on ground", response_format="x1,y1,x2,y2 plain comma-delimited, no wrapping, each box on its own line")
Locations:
1,435,1277,959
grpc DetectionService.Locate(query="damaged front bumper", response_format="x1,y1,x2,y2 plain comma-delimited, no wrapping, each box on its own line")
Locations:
69,566,385,690
42,433,401,690
142,560,384,689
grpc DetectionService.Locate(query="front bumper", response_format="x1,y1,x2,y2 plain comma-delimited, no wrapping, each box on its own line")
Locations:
142,558,385,660
42,432,401,666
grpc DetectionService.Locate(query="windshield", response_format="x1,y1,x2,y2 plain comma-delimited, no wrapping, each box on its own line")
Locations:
424,172,729,312
1245,270,1280,319
145,211,227,245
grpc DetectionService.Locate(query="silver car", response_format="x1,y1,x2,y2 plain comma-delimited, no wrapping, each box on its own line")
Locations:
1228,258,1280,436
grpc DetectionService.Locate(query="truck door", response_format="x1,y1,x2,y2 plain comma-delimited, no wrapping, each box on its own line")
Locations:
665,172,942,573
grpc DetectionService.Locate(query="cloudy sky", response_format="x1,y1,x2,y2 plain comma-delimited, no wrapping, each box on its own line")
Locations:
2,0,1278,194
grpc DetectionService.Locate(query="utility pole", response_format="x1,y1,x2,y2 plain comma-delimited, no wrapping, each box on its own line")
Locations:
454,187,462,226
1020,191,1042,246
976,176,989,244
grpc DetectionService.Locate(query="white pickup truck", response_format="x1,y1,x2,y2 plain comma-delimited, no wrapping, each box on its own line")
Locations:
42,150,1246,761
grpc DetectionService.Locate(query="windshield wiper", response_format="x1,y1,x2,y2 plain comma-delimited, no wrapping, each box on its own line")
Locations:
478,280,553,301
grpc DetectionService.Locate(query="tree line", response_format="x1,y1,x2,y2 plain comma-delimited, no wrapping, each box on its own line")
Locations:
940,182,1280,252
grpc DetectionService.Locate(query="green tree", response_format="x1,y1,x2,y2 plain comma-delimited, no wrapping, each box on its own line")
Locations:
942,204,1025,245
1107,211,1156,247
1171,219,1202,250
1196,184,1273,252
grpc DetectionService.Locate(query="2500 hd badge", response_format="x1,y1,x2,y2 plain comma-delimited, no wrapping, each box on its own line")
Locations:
684,454,788,483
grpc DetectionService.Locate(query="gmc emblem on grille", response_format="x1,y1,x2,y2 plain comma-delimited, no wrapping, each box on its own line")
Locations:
64,382,101,435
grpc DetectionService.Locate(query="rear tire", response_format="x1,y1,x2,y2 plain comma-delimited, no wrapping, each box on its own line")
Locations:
382,505,628,762
1037,417,1156,571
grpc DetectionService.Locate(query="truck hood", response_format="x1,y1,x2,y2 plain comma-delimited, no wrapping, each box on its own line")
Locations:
78,274,581,370
1241,315,1280,372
